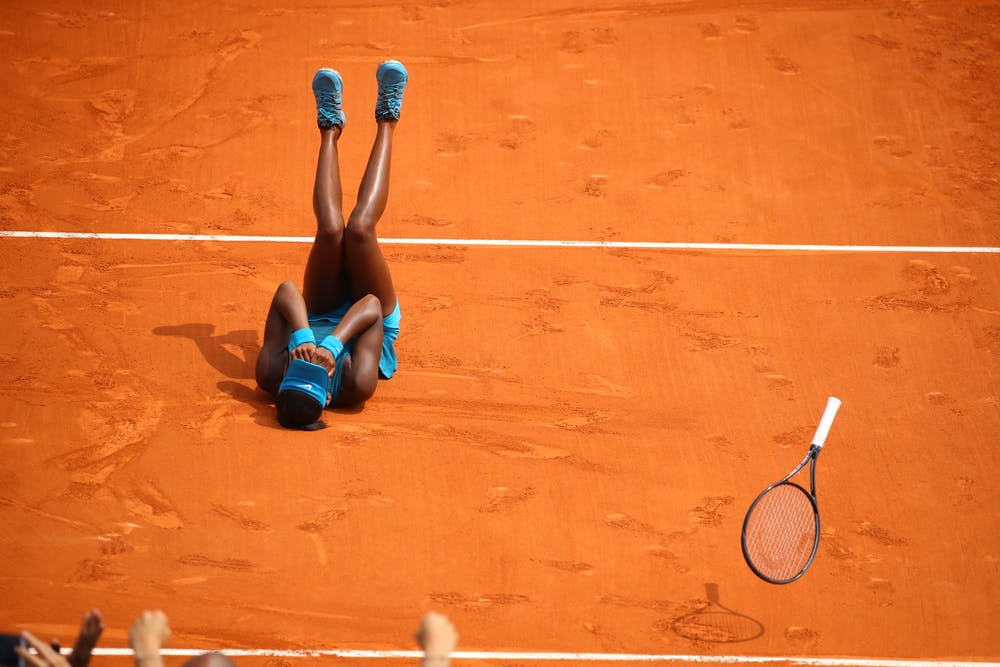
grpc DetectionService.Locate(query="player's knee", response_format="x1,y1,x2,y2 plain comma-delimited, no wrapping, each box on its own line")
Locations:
315,218,345,243
345,213,377,243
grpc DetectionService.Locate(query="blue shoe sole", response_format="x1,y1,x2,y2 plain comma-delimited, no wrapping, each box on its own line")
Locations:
375,61,407,121
313,68,345,128
376,60,408,83
313,68,343,92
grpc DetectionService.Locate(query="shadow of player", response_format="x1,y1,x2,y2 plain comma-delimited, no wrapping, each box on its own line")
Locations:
153,323,258,380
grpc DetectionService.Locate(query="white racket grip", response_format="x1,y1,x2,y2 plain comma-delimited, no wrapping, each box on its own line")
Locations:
811,396,842,449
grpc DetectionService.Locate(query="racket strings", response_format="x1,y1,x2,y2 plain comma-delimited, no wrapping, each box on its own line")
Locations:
744,483,817,581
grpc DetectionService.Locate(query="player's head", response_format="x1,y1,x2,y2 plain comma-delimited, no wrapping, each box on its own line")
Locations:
276,359,330,430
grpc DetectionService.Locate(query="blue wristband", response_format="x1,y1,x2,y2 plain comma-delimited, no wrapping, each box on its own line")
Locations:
318,335,345,360
288,327,316,352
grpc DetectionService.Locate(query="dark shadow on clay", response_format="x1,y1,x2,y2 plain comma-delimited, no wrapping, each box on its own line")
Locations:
216,380,283,430
668,582,764,643
153,323,259,380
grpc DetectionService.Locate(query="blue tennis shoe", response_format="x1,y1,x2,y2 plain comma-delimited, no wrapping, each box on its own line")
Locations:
375,60,408,122
312,68,344,129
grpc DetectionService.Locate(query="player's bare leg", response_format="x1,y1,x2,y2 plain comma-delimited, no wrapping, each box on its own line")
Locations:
345,120,397,316
344,60,408,317
303,69,349,314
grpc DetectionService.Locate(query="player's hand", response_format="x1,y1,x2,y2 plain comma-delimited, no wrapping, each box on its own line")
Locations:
415,612,458,666
17,631,71,667
310,346,337,377
128,610,170,663
290,342,317,362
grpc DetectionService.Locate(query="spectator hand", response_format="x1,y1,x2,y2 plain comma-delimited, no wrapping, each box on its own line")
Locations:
67,610,103,667
415,612,458,666
16,631,70,667
128,610,170,665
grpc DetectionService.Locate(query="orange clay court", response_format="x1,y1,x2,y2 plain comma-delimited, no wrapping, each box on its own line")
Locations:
0,1,998,666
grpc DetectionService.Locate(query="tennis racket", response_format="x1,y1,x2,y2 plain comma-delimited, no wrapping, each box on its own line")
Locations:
741,396,842,584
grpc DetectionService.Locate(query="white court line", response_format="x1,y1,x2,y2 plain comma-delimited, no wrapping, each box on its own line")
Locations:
1,230,998,253
81,648,997,665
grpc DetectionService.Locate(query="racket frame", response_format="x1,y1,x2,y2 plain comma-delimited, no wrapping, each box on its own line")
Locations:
740,444,822,584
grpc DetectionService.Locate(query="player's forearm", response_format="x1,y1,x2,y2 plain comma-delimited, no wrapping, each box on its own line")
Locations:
326,294,381,345
273,280,311,330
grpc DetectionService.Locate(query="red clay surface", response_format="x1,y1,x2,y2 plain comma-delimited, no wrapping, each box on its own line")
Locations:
1,1,998,664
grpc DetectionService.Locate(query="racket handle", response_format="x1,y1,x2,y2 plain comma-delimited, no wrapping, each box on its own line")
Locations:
811,396,842,449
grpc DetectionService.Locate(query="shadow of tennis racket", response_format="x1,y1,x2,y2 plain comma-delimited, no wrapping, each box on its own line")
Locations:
670,583,764,643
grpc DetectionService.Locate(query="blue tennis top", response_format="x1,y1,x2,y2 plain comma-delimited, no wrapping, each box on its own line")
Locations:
288,300,401,402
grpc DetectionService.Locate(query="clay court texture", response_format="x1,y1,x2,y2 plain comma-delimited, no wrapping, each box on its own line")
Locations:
0,1,998,665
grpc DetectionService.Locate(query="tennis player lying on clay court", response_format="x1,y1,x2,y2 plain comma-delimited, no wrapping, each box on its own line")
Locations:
255,61,408,430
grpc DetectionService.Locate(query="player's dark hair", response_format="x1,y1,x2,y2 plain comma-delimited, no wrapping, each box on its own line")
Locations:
276,390,325,430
